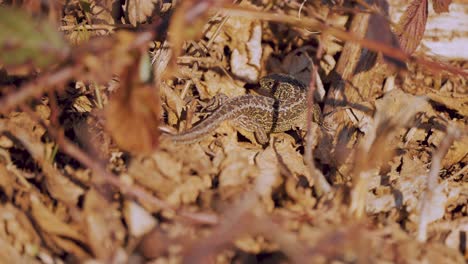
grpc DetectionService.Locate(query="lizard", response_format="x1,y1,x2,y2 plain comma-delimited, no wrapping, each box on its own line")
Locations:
166,73,322,145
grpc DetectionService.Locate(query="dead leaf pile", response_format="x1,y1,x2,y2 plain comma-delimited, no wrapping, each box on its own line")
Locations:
0,0,466,263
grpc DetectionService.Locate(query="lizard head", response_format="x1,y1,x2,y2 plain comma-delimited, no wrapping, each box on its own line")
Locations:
259,74,277,90
259,73,307,90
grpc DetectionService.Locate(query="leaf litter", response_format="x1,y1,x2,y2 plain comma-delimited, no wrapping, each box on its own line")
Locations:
0,0,467,263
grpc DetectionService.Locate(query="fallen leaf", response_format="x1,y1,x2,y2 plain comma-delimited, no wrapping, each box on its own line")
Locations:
0,236,41,264
426,92,468,116
394,0,428,54
224,13,262,82
360,13,404,71
48,235,91,259
124,200,157,237
160,82,184,118
166,0,229,77
83,189,126,260
1,117,84,205
444,218,468,253
432,0,452,13
30,195,86,243
128,158,178,198
0,204,41,258
105,67,161,154
167,176,211,206
124,0,160,26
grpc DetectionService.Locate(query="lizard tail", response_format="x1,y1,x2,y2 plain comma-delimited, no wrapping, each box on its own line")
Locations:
166,106,232,144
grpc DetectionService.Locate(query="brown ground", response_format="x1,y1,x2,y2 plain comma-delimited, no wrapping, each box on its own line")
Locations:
0,0,466,263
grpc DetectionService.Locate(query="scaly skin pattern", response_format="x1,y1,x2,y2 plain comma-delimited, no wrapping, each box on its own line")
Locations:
169,73,317,144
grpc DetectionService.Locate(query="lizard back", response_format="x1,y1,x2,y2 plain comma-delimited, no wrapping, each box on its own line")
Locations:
167,74,310,144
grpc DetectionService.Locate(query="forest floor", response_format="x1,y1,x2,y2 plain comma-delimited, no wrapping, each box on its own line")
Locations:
0,0,466,263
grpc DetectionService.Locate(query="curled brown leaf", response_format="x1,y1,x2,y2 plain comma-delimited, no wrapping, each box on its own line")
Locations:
105,51,161,154
105,84,161,154
394,0,428,54
432,0,452,13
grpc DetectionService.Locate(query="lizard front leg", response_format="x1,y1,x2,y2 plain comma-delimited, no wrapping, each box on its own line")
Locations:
200,93,229,113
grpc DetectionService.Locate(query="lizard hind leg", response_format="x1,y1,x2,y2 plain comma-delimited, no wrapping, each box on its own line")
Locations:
234,116,270,145
254,128,269,145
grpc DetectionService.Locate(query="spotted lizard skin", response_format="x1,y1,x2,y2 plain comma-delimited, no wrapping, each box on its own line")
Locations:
168,73,321,144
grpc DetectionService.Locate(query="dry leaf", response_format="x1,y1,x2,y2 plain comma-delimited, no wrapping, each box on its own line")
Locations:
43,171,85,206
160,82,184,118
88,0,117,25
129,143,214,206
103,44,160,155
0,204,41,257
166,176,211,206
0,1,466,262
215,124,259,189
72,95,93,113
81,31,137,84
419,181,460,225
30,195,86,243
360,13,403,71
394,0,428,54
223,13,262,82
444,218,468,253
255,145,283,210
0,117,84,205
427,121,468,168
350,89,429,216
281,47,326,101
432,0,452,13
202,71,246,98
124,200,157,237
0,158,20,198
152,151,184,182
426,92,468,116
218,145,257,188
105,79,160,154
442,135,468,168
73,111,113,160
138,229,171,259
48,235,90,259
128,158,178,199
84,189,126,260
0,236,41,264
124,0,160,26
273,135,311,183
166,0,229,76
163,139,215,175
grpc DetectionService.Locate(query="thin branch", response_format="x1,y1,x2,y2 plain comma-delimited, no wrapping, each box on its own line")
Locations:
59,24,121,32
221,6,468,77
305,64,331,195
0,66,79,114
417,125,463,242
18,107,219,226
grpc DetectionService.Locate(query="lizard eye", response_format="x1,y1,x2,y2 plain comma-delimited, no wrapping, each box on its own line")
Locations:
263,79,274,88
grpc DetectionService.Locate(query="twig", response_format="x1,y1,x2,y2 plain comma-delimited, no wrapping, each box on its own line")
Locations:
0,30,156,115
305,64,331,195
451,164,468,179
0,66,79,114
417,125,463,242
59,24,124,32
205,15,230,50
